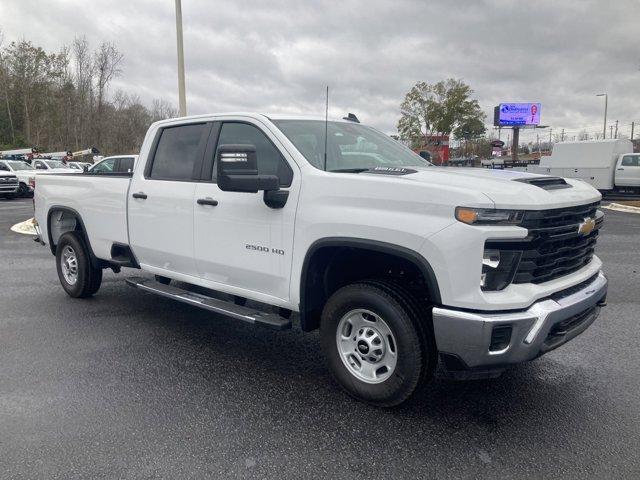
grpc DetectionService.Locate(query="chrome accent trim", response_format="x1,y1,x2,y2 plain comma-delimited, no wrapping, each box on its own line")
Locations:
432,271,607,369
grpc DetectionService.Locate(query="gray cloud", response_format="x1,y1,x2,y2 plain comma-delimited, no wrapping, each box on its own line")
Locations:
1,0,638,142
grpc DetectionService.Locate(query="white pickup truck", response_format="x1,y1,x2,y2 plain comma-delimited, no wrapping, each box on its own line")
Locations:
34,113,608,406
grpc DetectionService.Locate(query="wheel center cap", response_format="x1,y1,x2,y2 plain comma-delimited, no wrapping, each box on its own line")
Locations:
357,341,369,354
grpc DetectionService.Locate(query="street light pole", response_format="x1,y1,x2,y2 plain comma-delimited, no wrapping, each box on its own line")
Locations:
596,93,607,139
175,0,187,116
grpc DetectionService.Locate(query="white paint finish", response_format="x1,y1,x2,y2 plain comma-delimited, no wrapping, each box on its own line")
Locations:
127,179,197,276
193,118,300,301
33,174,130,259
34,112,607,314
615,154,640,187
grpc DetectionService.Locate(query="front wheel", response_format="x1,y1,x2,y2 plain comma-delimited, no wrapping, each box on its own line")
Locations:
56,231,102,298
18,182,29,197
320,281,435,407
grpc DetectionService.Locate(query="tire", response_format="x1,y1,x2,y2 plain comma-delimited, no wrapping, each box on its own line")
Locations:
320,280,435,407
18,182,29,197
56,231,103,298
155,275,171,285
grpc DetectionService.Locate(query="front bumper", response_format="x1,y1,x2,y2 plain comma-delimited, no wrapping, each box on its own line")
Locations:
432,271,607,371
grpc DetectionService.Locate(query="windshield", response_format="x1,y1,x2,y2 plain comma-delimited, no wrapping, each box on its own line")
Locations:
7,161,34,171
273,120,432,171
44,160,65,169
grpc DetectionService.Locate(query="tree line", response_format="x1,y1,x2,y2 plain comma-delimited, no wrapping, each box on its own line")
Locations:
0,29,176,155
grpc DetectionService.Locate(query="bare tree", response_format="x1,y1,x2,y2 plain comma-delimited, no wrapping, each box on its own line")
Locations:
0,28,16,144
93,41,123,144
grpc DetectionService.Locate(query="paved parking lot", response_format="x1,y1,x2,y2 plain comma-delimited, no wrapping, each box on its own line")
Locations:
1,197,639,479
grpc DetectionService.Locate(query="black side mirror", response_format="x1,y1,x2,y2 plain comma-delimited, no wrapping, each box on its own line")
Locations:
216,144,279,193
82,165,89,172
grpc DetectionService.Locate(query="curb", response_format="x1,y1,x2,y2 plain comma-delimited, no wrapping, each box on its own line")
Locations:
602,203,640,214
10,217,37,235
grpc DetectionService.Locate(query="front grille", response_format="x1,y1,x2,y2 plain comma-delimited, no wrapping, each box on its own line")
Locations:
487,202,602,285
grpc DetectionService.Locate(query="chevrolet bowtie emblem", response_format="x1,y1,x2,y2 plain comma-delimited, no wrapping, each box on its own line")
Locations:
578,217,596,236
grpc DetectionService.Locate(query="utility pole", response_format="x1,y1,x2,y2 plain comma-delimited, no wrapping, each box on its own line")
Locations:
632,122,635,140
610,125,613,139
614,120,618,139
175,0,187,116
596,93,607,140
561,128,565,141
549,128,552,147
512,127,519,162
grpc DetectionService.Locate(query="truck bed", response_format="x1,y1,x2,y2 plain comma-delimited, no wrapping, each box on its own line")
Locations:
34,173,131,260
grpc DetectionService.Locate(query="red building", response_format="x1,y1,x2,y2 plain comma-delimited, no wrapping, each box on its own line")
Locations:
414,135,450,165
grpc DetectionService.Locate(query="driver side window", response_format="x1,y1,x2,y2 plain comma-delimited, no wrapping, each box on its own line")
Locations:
34,161,47,170
0,163,9,171
621,155,639,167
217,122,293,187
92,159,116,173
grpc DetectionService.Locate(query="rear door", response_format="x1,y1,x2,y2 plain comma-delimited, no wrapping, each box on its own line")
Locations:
128,122,211,277
192,120,299,301
615,154,640,187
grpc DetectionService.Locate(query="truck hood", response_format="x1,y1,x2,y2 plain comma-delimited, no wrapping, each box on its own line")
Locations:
372,166,602,209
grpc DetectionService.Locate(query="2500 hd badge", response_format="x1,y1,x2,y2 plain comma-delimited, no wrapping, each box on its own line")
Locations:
245,244,285,255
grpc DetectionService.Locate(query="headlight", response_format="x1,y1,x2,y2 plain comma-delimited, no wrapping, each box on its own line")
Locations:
481,248,521,291
456,207,524,225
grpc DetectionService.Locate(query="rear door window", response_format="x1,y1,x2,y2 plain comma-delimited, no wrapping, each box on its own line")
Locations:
149,123,209,181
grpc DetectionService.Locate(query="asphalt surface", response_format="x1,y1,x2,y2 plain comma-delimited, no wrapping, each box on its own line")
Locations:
1,197,639,479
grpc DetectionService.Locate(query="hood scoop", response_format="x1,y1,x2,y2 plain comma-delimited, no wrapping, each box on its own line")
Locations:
513,176,571,190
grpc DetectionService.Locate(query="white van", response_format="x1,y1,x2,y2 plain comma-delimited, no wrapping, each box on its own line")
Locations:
531,139,637,191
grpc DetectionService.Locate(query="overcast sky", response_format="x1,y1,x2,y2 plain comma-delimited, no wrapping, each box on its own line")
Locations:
1,0,639,142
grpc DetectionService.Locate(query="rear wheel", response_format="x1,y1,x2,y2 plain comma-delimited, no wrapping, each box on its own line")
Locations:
56,231,102,298
320,280,434,407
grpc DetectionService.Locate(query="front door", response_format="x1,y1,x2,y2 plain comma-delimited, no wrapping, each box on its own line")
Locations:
616,154,640,187
193,120,299,302
128,122,211,277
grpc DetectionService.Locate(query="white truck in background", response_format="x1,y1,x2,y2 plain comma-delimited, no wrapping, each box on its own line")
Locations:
33,113,608,406
532,139,638,192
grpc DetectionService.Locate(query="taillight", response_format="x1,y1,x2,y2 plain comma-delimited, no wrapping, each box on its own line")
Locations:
29,177,36,189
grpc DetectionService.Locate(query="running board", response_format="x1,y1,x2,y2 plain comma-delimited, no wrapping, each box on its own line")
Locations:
125,277,292,330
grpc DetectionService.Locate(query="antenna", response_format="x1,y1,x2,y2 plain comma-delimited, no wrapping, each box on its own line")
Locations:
323,86,329,171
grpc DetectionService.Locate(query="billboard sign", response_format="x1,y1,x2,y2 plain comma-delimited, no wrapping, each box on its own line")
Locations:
494,103,541,127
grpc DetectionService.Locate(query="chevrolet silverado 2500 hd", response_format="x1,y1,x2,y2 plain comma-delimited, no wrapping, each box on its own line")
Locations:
33,113,607,406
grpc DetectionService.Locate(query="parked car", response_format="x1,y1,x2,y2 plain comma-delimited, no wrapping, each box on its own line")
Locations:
88,155,137,174
31,158,77,173
0,159,36,196
0,171,19,199
33,113,607,406
67,161,93,171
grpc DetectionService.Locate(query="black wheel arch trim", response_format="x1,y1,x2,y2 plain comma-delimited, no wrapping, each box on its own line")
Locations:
46,206,108,269
299,237,442,331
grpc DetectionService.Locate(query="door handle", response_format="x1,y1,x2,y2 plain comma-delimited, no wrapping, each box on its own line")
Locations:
197,197,218,206
617,168,624,171
132,192,147,199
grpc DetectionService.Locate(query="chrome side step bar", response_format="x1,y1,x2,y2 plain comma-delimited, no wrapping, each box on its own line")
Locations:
125,277,292,330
